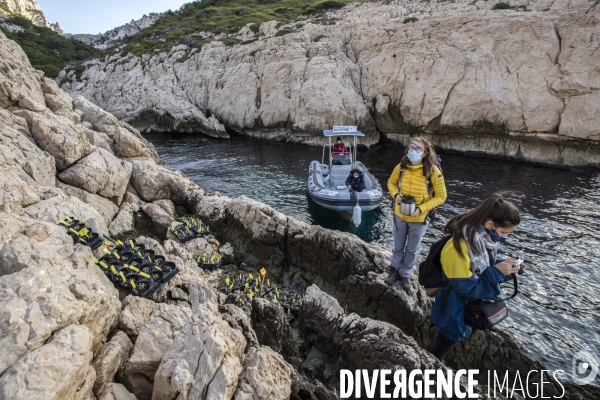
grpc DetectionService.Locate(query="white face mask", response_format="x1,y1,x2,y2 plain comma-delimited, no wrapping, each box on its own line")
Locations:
337,141,341,144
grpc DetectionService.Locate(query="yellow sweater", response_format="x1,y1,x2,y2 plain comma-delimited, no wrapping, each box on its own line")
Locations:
387,163,447,223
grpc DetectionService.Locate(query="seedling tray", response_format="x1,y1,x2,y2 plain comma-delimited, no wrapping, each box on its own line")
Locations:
138,267,180,298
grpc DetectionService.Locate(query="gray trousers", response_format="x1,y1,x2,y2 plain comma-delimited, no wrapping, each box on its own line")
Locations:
391,215,428,278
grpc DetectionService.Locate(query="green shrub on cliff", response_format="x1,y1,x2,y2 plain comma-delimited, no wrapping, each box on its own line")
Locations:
492,2,514,9
118,0,357,57
0,13,101,78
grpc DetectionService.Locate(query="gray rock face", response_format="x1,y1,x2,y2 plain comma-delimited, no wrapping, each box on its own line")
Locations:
119,295,157,336
124,303,192,399
251,298,299,362
93,331,134,396
0,324,94,400
233,346,294,400
71,13,161,50
98,383,137,400
58,147,132,198
0,0,56,30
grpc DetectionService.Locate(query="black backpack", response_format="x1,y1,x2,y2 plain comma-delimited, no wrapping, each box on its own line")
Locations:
418,235,452,297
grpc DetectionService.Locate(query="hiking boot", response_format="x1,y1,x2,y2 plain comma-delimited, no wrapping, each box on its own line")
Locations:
384,267,400,285
401,276,412,293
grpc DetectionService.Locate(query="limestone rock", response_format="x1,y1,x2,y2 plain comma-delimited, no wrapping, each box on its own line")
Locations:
219,303,259,352
93,331,134,396
0,324,93,400
153,199,176,218
251,298,298,362
30,111,92,170
233,346,293,400
0,117,56,187
99,383,138,400
23,192,108,236
58,147,132,198
0,148,41,213
41,77,77,121
152,282,246,400
114,126,161,162
129,159,201,203
109,208,136,238
0,31,45,109
0,234,63,276
124,303,192,399
56,181,119,227
119,295,157,336
0,106,29,136
140,202,174,238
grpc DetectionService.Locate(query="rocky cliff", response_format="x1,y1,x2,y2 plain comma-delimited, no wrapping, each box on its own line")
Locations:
0,0,62,33
59,0,600,168
72,13,161,50
1,27,599,399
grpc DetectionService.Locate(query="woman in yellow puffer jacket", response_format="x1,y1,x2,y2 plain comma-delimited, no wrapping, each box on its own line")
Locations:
384,137,447,292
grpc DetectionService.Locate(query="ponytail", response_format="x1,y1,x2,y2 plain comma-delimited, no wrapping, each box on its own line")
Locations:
443,192,521,257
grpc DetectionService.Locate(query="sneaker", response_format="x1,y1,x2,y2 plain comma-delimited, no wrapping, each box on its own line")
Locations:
384,267,400,285
401,276,412,293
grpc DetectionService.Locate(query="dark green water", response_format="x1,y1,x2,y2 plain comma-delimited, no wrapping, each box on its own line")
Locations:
146,133,600,384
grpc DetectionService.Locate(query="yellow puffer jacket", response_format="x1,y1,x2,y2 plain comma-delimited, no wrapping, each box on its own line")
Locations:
387,163,447,223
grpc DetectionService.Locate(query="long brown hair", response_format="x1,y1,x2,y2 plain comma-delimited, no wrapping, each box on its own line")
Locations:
443,192,521,258
400,137,437,178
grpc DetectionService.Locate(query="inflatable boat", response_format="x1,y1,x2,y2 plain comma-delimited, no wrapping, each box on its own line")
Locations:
307,128,383,213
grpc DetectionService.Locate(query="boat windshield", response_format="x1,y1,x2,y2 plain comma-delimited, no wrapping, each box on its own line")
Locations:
332,153,351,165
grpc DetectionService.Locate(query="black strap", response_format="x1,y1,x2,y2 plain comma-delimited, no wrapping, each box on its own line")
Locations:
439,273,519,312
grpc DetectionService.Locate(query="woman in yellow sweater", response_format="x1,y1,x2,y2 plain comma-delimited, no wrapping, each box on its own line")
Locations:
385,137,447,292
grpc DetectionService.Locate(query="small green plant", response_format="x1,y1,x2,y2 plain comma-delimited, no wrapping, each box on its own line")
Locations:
313,34,327,42
274,29,292,37
220,37,238,46
492,2,514,9
249,49,260,57
403,17,419,23
249,23,260,34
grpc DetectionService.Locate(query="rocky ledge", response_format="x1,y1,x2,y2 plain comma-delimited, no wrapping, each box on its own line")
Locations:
59,0,600,168
1,29,600,400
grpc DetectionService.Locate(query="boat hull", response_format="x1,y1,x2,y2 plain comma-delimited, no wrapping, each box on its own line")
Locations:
307,160,384,213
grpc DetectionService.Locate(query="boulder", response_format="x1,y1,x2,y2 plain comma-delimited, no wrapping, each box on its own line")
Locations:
41,77,78,122
99,383,138,400
153,199,177,218
0,234,64,276
123,303,192,400
0,243,119,376
251,298,299,362
19,96,46,112
140,202,175,238
129,159,202,203
219,303,259,352
0,148,41,213
113,126,161,162
30,112,92,170
152,282,246,400
0,31,45,108
58,147,132,198
24,192,108,237
0,107,30,137
56,181,119,227
109,208,136,238
233,346,294,400
93,331,134,396
0,119,56,187
0,324,93,400
119,295,157,336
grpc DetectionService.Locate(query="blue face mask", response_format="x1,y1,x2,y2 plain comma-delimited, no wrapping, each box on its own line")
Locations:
407,150,422,164
485,227,507,243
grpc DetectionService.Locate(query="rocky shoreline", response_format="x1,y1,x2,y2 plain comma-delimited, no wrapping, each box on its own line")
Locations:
1,28,600,400
57,0,600,168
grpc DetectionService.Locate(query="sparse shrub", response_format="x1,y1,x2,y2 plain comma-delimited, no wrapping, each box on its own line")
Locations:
249,49,259,57
492,2,514,9
313,34,327,42
220,37,238,46
403,17,419,23
274,29,293,37
249,23,260,34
